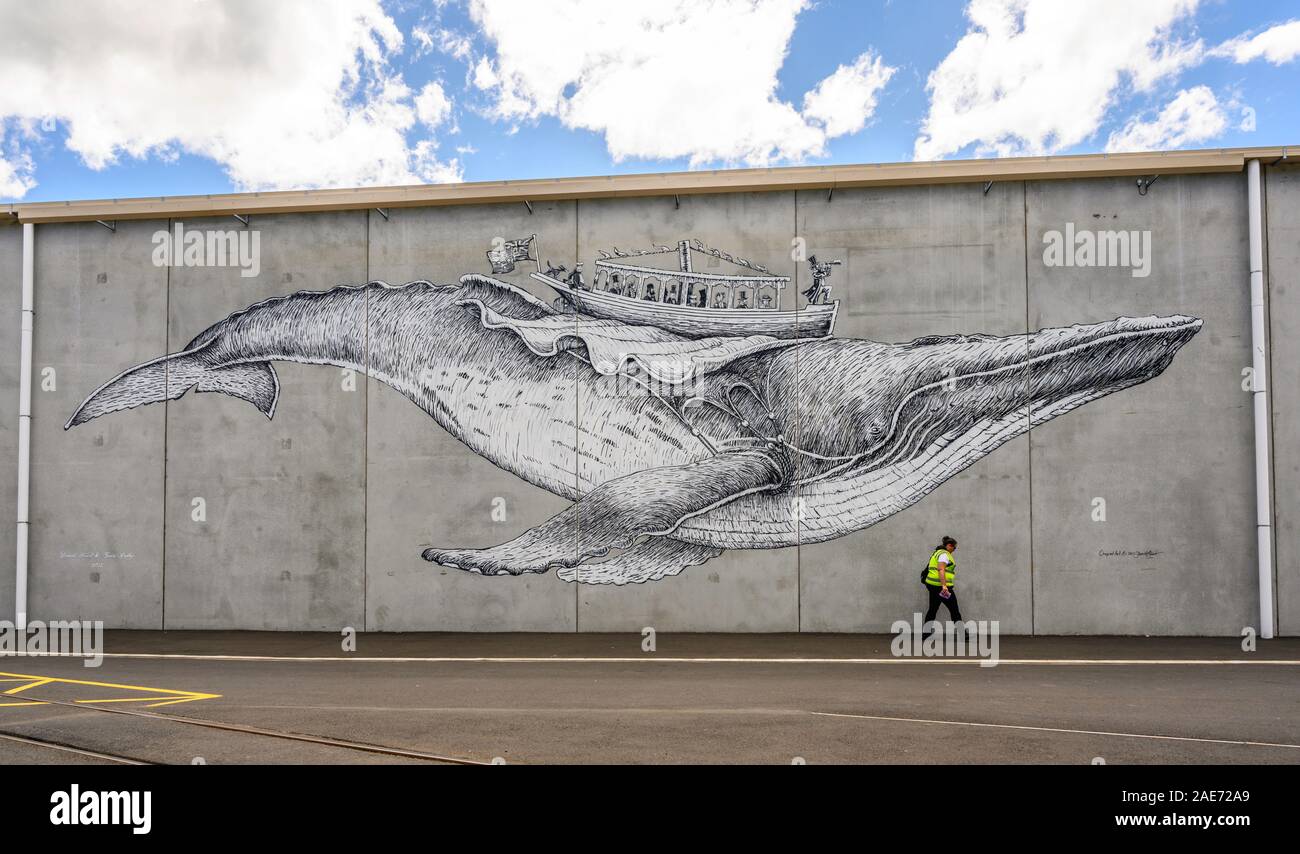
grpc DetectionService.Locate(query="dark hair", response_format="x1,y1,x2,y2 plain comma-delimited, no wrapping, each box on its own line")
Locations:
939,536,957,549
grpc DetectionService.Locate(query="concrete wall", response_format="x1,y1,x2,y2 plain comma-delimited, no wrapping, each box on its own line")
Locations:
29,221,169,627
366,201,578,631
795,182,1032,633
8,167,1294,634
576,193,801,632
1269,165,1299,635
162,212,368,629
0,223,20,621
1026,174,1256,635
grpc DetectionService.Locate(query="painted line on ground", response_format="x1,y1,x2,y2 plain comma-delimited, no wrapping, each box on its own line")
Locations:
16,694,491,765
6,653,1300,665
0,669,219,707
810,711,1300,750
0,731,150,764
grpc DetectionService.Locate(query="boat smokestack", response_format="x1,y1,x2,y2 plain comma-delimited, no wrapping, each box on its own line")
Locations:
678,240,692,274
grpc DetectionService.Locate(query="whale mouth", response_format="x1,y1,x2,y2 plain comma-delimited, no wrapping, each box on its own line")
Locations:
818,314,1202,484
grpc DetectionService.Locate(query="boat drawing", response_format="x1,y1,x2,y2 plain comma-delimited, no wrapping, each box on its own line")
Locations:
528,238,838,340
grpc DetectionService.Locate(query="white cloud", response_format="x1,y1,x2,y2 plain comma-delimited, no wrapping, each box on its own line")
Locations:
1211,20,1300,65
410,140,463,184
803,51,896,138
472,56,499,91
436,28,475,62
415,81,453,129
467,0,892,167
411,26,436,57
0,0,463,199
914,0,1203,160
0,133,36,198
1104,86,1227,152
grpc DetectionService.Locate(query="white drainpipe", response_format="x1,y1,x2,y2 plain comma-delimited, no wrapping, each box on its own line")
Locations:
1247,159,1274,639
15,222,33,630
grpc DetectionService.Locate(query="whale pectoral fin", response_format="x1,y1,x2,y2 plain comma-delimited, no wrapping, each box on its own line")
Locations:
555,537,722,585
421,451,781,580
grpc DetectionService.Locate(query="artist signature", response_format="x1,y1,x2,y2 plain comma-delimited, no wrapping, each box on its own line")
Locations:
1098,549,1160,559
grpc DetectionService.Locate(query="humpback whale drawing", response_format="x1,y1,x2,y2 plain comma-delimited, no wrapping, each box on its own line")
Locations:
66,273,1201,585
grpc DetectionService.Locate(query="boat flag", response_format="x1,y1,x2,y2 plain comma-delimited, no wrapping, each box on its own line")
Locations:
486,235,537,274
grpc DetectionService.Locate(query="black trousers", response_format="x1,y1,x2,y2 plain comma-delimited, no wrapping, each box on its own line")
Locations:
923,583,962,628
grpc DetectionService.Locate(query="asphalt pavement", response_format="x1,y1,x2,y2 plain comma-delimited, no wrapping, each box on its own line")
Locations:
2,632,1297,764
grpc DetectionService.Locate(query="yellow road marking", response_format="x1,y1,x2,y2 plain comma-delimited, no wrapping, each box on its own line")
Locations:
75,696,211,706
0,670,220,708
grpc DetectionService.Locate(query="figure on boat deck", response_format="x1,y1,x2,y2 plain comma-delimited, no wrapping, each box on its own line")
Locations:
802,255,842,305
564,262,586,290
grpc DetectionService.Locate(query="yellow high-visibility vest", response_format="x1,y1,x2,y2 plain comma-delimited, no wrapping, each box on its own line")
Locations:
925,549,956,587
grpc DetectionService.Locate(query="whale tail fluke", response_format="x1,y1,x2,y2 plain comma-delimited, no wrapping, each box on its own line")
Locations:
65,346,280,429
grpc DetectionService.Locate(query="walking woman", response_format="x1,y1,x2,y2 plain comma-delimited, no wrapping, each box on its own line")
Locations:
922,536,961,632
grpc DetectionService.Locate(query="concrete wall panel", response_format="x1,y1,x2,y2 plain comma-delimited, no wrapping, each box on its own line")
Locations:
794,183,1033,633
365,202,578,630
1027,174,1255,635
574,193,800,631
29,220,168,627
162,212,368,630
0,224,23,620
1267,165,1299,635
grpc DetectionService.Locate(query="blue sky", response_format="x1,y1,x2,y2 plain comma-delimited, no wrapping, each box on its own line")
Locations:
2,0,1297,203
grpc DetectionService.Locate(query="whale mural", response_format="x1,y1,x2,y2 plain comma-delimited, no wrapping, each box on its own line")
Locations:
65,246,1202,586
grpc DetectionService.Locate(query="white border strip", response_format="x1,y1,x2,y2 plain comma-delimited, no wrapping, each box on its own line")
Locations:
5,652,1300,665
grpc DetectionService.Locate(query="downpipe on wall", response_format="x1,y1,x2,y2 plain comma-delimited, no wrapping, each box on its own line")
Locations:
1247,159,1275,639
15,222,33,630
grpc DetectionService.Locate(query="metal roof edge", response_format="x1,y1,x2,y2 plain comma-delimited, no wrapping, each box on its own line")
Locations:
7,145,1293,224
